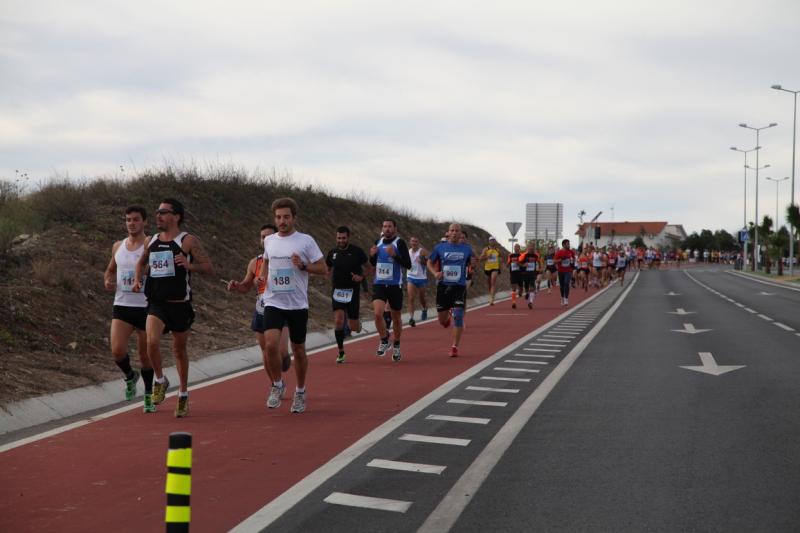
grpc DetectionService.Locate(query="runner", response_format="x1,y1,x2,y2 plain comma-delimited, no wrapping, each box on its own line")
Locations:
507,243,523,309
616,245,628,287
370,219,412,361
553,238,577,306
479,236,502,305
260,197,326,413
103,205,153,412
520,242,540,309
225,224,291,382
577,248,591,291
427,223,476,357
543,244,557,293
132,198,215,417
325,225,369,364
405,236,429,327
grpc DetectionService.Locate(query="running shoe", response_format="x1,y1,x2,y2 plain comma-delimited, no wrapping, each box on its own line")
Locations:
564,298,569,307
282,354,292,372
336,351,346,364
511,302,516,309
421,309,428,321
376,338,390,357
152,377,170,405
143,393,156,413
392,345,402,362
528,301,533,309
449,345,458,358
124,370,140,401
267,382,285,409
290,391,306,413
409,318,416,327
174,396,188,418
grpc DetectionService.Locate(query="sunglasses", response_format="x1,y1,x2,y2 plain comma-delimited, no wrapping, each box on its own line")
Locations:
156,209,175,215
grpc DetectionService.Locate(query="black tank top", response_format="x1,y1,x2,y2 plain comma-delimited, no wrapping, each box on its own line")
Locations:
144,232,192,302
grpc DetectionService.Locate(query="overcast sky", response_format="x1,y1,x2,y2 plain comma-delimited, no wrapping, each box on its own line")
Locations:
2,0,799,245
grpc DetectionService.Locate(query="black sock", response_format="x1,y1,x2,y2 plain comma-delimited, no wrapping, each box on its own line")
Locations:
141,367,154,393
335,329,345,351
115,355,134,380
382,336,389,344
393,340,400,347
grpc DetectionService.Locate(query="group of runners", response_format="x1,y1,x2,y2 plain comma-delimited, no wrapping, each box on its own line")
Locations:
106,197,668,417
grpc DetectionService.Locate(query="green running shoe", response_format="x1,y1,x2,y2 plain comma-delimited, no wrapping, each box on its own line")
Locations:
124,370,140,401
336,351,345,364
152,377,170,405
143,393,156,413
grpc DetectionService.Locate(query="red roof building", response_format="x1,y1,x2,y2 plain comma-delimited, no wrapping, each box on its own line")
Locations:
575,221,686,248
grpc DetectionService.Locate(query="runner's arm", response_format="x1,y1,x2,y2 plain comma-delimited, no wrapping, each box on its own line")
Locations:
395,239,412,269
132,245,150,293
103,241,121,291
181,235,215,275
228,258,257,292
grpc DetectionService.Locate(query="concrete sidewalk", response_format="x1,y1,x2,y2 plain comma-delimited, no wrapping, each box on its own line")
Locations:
0,291,507,437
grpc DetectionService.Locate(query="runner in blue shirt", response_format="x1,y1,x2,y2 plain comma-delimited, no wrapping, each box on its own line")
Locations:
427,223,477,357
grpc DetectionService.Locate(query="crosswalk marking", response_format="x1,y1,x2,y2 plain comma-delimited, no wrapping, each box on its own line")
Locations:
324,492,412,513
447,398,508,407
494,367,540,373
505,359,548,365
523,347,560,352
466,386,520,393
367,459,447,474
513,353,555,358
426,414,491,424
399,434,471,446
480,376,531,382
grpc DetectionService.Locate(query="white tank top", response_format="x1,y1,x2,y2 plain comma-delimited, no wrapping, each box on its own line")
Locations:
114,239,148,307
592,252,603,268
407,248,427,280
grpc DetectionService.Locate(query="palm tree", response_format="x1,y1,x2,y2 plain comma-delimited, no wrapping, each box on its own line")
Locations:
769,227,789,276
758,215,774,273
787,204,800,274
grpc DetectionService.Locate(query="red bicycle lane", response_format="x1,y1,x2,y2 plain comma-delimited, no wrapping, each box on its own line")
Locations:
1,286,604,532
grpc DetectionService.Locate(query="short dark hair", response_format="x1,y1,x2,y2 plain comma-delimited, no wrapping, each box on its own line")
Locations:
162,198,185,224
562,239,570,246
383,219,397,228
261,223,278,232
336,226,350,235
125,205,147,220
271,197,298,216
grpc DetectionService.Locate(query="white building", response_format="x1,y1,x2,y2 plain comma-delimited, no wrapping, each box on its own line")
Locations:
575,221,687,248
525,203,563,242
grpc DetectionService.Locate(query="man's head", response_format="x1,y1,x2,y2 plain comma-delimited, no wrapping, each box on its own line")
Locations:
260,223,277,245
459,230,468,244
382,219,397,239
562,239,571,250
447,223,462,243
514,243,521,253
488,236,497,247
124,205,146,236
271,197,298,235
155,198,184,230
410,236,420,249
336,225,350,248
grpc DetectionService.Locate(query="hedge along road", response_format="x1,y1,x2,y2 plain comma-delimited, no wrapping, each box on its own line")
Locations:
0,283,617,532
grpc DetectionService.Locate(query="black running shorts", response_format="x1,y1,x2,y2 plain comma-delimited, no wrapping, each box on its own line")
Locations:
147,301,195,333
113,305,147,331
263,306,308,344
436,284,467,312
372,284,403,311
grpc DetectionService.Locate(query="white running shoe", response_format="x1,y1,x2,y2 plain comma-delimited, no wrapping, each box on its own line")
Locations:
376,339,391,357
290,390,306,413
267,382,285,409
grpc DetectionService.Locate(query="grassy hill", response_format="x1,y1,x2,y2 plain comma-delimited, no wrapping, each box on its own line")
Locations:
0,167,507,405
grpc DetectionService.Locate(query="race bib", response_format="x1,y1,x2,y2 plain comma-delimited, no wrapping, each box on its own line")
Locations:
526,263,537,271
510,263,519,271
443,264,462,282
333,288,353,303
120,270,136,292
149,251,175,278
580,261,588,268
376,262,394,280
270,268,295,293
546,259,554,266
561,259,572,267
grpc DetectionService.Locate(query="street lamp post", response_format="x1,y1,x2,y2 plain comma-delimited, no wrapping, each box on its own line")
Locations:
731,146,760,269
771,85,799,275
740,122,778,270
765,176,789,230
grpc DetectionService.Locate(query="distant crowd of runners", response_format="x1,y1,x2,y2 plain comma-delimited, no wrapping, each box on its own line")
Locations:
103,197,679,417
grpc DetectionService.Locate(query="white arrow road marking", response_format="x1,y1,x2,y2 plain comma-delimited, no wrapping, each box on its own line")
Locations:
671,323,712,334
667,308,696,315
665,291,681,296
758,291,775,296
680,352,745,376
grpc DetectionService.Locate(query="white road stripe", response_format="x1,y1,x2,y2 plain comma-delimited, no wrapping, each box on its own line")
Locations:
745,308,757,313
466,386,519,393
480,376,531,383
735,303,745,307
527,342,567,347
505,360,548,365
523,347,560,352
324,492,412,513
447,398,508,407
494,367,540,373
367,459,447,475
399,433,471,446
513,354,555,358
426,414,491,425
540,335,575,339
774,322,795,331
758,314,774,321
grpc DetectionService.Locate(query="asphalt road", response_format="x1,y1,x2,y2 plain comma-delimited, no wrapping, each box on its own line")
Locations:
254,266,800,532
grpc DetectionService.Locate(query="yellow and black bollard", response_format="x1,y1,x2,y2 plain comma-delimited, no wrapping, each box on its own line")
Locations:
165,432,192,532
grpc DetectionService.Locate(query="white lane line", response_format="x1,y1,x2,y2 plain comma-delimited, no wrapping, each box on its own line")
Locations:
758,314,774,321
735,303,745,307
426,414,491,425
505,360,548,365
523,347,560,352
447,399,508,407
552,326,583,330
494,367,540,373
526,342,567,347
367,459,447,475
324,492,412,513
480,376,531,383
513,354,555,359
466,386,519,393
419,272,640,532
728,270,800,292
564,319,593,323
540,334,575,339
399,433,471,446
745,308,757,313
796,333,800,337
774,322,795,331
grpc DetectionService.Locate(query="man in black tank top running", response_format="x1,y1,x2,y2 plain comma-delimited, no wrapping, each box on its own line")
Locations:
133,198,215,417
